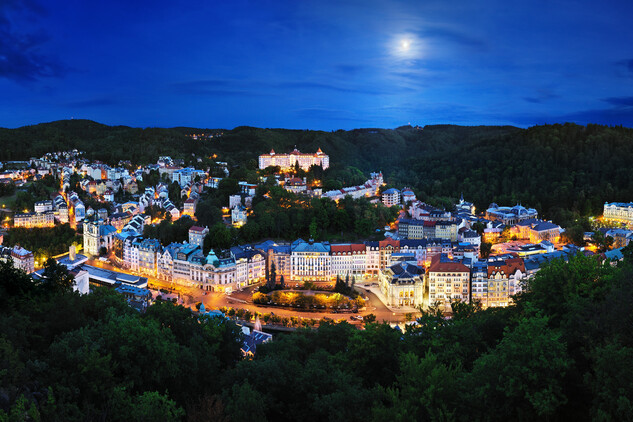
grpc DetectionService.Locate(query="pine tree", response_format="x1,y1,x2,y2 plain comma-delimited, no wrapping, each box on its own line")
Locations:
268,262,277,290
279,275,285,290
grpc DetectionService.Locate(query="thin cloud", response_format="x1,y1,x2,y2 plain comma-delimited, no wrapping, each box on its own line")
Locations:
64,97,118,108
0,1,65,82
295,107,372,122
603,96,633,107
416,26,487,50
523,90,559,104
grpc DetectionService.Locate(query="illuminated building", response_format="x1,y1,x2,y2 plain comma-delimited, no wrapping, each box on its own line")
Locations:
188,226,209,248
514,219,561,243
8,246,34,274
603,202,633,223
258,147,329,171
83,219,117,256
381,188,400,207
428,255,470,311
183,197,197,218
322,172,382,202
13,211,55,228
486,203,538,225
330,243,366,278
486,257,525,308
290,238,331,281
379,261,425,307
231,205,247,227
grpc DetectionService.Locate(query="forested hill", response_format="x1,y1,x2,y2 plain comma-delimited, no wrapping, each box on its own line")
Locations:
2,120,633,219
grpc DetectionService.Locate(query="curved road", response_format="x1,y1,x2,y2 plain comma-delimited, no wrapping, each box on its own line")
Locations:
87,258,412,324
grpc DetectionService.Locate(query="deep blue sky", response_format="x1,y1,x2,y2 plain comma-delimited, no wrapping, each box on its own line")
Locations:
1,0,633,129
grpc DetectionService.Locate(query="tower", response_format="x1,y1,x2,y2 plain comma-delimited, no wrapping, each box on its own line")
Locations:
83,220,101,256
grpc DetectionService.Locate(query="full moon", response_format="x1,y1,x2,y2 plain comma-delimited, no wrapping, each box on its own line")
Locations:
389,34,423,60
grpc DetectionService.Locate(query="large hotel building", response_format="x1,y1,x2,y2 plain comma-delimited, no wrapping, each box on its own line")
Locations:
603,202,633,224
258,148,329,171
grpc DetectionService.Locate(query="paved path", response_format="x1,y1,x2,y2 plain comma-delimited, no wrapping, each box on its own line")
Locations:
87,258,420,324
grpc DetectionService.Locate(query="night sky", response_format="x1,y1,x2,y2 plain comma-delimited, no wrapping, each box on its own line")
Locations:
1,0,633,130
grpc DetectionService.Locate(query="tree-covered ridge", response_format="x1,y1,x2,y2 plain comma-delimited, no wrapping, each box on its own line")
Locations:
3,120,633,222
1,248,633,420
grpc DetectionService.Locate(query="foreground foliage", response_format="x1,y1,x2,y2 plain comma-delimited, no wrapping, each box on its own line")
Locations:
1,249,632,420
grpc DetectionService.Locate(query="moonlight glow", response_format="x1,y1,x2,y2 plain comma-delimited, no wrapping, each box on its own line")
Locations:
390,34,423,61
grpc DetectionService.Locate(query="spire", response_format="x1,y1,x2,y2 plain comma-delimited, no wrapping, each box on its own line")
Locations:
460,192,464,203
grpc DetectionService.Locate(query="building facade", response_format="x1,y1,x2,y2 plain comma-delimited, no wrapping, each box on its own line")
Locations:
290,239,331,281
428,256,470,311
603,202,633,224
379,261,425,307
258,148,329,171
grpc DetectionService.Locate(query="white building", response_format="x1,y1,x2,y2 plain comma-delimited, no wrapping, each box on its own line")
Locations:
382,188,400,207
428,256,470,312
379,261,425,307
603,202,633,224
258,147,329,171
330,243,367,278
290,239,331,281
188,226,209,248
231,205,247,227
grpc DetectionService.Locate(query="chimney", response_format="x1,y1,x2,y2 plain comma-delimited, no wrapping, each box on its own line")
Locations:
69,245,76,261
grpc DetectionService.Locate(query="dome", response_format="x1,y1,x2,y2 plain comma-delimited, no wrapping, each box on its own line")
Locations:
511,204,527,215
488,202,499,209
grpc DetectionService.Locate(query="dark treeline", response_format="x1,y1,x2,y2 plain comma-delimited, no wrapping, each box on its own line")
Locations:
4,120,633,226
1,246,633,420
4,224,78,261
196,185,399,252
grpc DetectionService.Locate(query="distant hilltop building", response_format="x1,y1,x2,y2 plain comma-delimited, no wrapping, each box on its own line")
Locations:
258,147,329,171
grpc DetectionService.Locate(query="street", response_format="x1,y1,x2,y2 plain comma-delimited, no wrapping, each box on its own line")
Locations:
86,258,414,324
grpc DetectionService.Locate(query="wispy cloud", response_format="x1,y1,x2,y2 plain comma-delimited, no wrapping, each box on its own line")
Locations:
523,89,559,104
294,107,372,123
417,26,487,50
616,58,633,76
64,97,118,108
0,1,65,82
603,96,633,107
172,78,386,97
170,79,269,97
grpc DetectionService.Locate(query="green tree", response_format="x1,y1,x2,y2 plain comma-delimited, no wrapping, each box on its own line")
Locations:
372,352,460,422
468,316,571,420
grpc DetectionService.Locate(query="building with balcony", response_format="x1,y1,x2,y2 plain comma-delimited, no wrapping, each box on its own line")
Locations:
258,147,329,171
379,261,425,307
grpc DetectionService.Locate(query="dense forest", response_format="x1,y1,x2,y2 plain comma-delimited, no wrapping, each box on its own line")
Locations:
1,246,632,420
3,120,633,228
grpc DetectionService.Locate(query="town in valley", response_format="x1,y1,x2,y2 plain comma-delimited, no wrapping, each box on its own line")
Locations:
1,144,629,342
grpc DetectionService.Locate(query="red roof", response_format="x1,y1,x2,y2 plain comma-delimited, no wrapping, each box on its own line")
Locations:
379,238,400,248
189,226,207,232
488,258,525,277
331,243,366,254
429,256,469,273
